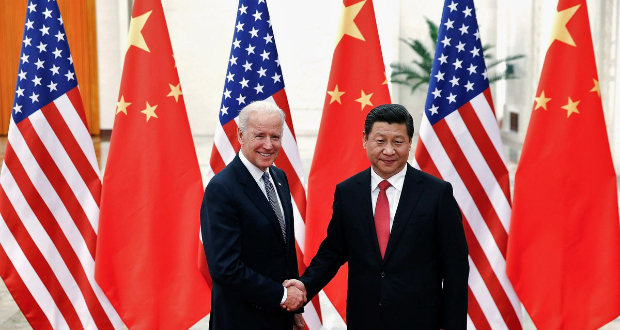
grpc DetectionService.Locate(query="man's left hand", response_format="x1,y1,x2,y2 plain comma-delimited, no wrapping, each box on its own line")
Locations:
293,313,305,330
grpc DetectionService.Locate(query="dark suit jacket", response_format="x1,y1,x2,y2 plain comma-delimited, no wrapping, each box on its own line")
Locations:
201,154,300,330
301,164,469,330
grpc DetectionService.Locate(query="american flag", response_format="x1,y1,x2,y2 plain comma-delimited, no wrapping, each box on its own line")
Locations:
0,1,123,329
413,1,522,329
204,0,321,328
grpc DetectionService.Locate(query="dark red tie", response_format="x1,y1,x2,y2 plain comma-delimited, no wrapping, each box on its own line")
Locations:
375,180,391,258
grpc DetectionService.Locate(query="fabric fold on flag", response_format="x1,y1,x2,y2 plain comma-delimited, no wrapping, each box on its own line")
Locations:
94,0,211,329
0,0,123,329
202,0,322,328
304,0,391,325
413,0,522,329
507,1,620,329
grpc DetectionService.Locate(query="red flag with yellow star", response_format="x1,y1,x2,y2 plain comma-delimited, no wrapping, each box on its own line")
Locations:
304,0,390,324
506,0,620,328
94,0,210,328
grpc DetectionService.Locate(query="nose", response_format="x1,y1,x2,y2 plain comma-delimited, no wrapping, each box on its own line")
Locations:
383,145,395,155
263,139,273,150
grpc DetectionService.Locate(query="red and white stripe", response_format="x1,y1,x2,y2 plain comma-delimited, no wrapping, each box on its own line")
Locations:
0,88,123,329
203,90,322,329
414,89,522,330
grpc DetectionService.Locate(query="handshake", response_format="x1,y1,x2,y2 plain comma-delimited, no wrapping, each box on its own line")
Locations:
281,279,307,311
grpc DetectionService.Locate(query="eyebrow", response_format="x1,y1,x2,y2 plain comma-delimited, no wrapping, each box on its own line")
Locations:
253,132,281,137
374,133,406,139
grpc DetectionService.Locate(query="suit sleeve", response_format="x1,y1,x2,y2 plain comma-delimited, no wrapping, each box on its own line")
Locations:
437,182,469,330
299,185,349,300
201,180,284,312
279,169,304,313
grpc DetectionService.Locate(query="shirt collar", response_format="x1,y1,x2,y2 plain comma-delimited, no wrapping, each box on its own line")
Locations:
239,151,267,184
370,164,408,192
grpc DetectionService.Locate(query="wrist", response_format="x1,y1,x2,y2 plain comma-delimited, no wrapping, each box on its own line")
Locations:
280,286,287,304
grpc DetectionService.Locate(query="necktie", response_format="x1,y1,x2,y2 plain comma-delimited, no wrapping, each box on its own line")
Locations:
375,180,391,258
262,172,286,242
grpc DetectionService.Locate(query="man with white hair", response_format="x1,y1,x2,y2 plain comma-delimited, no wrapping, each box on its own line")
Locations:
201,101,306,329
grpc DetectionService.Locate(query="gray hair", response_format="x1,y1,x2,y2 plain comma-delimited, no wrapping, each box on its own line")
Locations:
238,101,286,134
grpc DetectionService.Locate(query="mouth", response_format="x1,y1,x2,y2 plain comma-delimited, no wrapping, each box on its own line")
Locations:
258,152,273,158
380,159,397,165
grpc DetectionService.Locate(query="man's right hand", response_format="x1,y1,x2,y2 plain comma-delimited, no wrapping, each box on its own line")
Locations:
281,285,306,311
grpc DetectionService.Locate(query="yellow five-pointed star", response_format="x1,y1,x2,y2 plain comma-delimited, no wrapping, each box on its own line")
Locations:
561,97,580,118
534,91,552,111
355,90,373,110
327,85,345,104
116,95,131,115
127,10,152,53
167,83,183,102
590,79,601,97
549,5,580,48
141,101,158,121
336,0,366,46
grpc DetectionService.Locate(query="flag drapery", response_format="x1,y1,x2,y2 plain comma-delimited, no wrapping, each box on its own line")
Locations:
94,0,211,328
413,0,522,329
0,0,123,329
304,0,391,324
506,0,620,329
203,0,322,328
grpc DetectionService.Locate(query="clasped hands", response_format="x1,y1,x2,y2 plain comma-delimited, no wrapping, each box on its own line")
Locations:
280,279,307,312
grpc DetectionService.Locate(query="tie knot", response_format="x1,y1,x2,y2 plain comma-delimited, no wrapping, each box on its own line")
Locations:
379,180,391,191
262,172,270,182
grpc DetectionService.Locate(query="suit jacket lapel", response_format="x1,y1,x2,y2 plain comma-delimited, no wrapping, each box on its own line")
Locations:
356,169,384,261
270,167,292,242
232,156,286,243
383,165,424,263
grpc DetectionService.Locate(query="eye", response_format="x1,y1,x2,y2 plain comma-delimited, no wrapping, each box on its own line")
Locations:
376,139,385,144
394,141,403,145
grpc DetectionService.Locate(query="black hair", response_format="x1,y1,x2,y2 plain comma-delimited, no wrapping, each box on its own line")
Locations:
364,104,414,139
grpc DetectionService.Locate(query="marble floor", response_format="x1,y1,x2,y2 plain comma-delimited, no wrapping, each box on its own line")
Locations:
0,135,619,329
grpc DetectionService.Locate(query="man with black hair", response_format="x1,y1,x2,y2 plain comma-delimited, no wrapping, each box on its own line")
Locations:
286,104,469,329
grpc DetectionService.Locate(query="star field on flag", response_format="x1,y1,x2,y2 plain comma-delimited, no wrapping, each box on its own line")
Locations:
219,1,284,125
13,1,76,124
425,0,488,125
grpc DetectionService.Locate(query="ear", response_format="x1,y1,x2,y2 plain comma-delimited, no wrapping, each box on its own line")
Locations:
237,128,243,145
362,131,368,149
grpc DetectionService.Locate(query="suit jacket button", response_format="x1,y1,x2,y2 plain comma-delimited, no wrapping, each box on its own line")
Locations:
380,271,386,278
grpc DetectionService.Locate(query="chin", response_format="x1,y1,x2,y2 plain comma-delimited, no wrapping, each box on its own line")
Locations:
377,167,399,177
259,161,275,169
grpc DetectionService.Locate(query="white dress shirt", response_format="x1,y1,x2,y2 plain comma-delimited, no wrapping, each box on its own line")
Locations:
370,165,407,232
239,151,285,218
238,152,288,304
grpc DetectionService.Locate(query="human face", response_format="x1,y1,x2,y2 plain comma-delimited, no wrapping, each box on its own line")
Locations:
363,122,412,179
238,112,283,171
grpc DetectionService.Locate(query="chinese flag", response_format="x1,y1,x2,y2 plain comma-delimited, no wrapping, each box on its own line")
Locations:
94,0,210,329
304,0,390,323
506,0,620,329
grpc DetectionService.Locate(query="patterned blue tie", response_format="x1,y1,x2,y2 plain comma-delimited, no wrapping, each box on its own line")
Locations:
262,172,286,242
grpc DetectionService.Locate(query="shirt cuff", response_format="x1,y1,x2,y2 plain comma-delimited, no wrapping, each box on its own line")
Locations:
280,286,287,304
